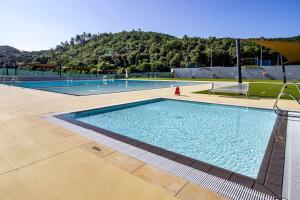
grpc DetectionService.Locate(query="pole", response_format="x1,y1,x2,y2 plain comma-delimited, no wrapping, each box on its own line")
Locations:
210,48,213,68
282,63,287,84
260,45,263,66
236,39,242,83
210,48,213,79
59,65,62,78
280,54,286,83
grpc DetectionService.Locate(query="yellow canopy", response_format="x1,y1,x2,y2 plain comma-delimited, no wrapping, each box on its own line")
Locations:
249,39,300,63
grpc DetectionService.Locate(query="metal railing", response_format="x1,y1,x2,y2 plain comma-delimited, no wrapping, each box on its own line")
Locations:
273,82,300,117
11,76,19,83
127,72,173,78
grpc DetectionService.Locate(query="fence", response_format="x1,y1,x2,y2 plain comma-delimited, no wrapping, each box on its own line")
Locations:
0,68,59,77
3,65,300,80
128,72,172,78
174,65,300,80
0,67,172,80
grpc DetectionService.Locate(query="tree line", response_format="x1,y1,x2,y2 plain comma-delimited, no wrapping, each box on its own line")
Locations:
1,30,300,73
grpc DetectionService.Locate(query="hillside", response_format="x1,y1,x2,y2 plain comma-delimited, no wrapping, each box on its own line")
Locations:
1,31,299,73
0,45,35,65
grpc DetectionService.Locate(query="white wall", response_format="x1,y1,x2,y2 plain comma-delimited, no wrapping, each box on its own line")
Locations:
174,65,300,80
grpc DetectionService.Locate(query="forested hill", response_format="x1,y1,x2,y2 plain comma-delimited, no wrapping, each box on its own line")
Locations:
1,31,300,73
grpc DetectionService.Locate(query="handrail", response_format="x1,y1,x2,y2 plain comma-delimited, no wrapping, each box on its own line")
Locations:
11,76,19,83
6,76,20,85
273,82,300,118
0,75,4,82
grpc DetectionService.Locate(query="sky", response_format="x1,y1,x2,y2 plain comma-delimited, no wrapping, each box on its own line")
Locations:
0,0,299,51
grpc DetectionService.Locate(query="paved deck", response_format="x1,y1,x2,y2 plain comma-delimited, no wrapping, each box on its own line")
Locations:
283,113,300,200
0,82,299,200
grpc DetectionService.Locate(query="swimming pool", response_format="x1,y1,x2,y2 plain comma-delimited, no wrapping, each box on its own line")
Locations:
2,79,203,95
60,98,277,178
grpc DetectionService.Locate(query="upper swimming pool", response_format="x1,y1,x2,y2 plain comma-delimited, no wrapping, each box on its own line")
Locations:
1,79,203,95
61,98,277,178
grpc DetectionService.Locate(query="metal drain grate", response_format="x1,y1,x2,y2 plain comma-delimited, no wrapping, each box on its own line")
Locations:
92,146,102,152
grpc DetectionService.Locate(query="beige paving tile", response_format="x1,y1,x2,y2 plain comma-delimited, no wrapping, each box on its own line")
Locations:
26,127,76,152
102,151,145,173
176,182,228,200
0,113,18,125
134,165,188,195
0,134,55,169
0,127,75,169
0,125,24,139
27,117,56,127
63,134,92,146
0,149,177,200
0,170,32,200
50,127,75,137
2,118,45,133
0,155,13,174
79,142,115,158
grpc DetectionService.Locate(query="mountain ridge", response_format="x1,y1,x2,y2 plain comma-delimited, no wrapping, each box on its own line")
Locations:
1,31,299,72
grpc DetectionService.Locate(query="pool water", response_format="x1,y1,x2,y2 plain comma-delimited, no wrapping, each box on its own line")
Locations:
72,99,277,178
2,80,202,95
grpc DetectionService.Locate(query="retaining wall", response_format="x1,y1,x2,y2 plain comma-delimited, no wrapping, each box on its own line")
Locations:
174,65,300,80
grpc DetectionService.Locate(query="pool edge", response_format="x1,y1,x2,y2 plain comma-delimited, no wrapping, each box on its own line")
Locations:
52,98,286,199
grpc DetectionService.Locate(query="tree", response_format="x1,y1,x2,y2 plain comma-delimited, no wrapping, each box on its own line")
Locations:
170,53,182,67
70,37,75,46
2,30,298,74
138,62,151,72
75,34,81,44
97,61,114,70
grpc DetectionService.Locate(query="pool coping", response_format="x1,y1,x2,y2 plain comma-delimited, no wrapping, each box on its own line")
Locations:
50,98,286,199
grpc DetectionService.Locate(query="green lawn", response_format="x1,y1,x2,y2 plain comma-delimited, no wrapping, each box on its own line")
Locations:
194,82,300,99
132,77,300,99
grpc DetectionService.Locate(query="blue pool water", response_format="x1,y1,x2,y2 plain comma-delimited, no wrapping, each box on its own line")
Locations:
72,99,277,178
2,80,202,95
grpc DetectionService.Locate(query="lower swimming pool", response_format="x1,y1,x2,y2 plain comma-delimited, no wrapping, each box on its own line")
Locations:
61,98,277,178
2,79,203,95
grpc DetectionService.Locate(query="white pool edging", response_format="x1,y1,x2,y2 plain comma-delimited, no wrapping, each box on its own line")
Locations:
282,114,300,200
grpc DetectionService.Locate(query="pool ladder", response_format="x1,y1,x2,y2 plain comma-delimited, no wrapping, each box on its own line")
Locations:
273,82,300,118
0,75,19,83
11,76,19,83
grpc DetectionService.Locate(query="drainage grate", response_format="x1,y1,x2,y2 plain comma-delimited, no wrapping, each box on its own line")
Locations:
92,146,102,152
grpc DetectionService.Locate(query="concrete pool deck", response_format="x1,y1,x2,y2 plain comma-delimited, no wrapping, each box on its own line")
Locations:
0,82,299,200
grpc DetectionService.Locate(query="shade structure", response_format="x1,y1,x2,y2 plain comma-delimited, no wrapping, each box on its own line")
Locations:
249,39,300,62
249,39,300,83
25,63,59,68
25,63,62,77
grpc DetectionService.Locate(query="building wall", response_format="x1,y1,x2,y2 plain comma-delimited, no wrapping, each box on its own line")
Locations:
174,65,300,80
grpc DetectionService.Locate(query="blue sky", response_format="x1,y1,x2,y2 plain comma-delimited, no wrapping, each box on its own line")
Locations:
1,0,299,51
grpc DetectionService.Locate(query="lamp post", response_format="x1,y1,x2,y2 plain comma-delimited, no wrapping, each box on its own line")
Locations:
236,39,242,83
280,54,287,83
260,45,263,66
210,48,213,79
210,48,213,68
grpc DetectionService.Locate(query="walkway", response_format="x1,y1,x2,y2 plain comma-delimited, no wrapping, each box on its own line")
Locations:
0,83,298,200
